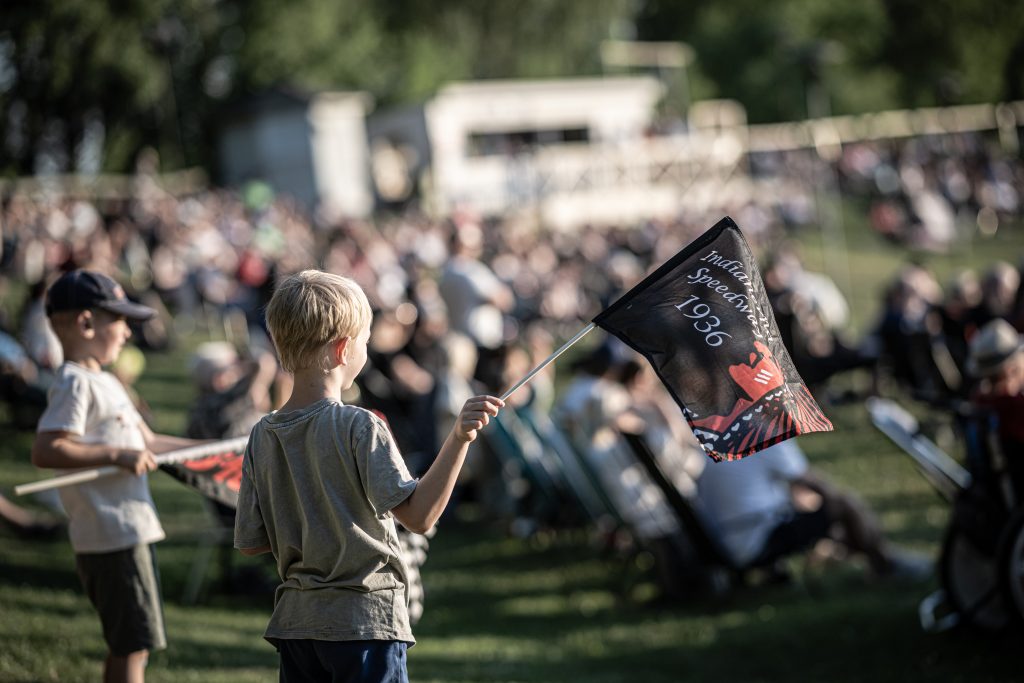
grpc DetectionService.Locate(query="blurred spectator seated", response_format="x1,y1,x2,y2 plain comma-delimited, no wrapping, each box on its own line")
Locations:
968,261,1021,331
186,341,277,442
964,319,1024,503
939,270,983,388
580,383,704,597
515,398,618,533
359,306,437,473
762,246,871,393
0,492,63,541
483,392,574,533
870,264,960,402
923,321,1024,629
434,332,482,451
553,340,632,449
695,440,932,582
182,340,278,602
616,358,706,499
468,332,569,532
19,279,63,387
618,430,793,591
431,330,515,522
438,217,514,390
0,328,48,430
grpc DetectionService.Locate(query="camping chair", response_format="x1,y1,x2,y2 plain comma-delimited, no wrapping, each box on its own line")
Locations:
932,405,1024,632
866,397,970,503
545,409,706,593
478,410,562,530
516,405,622,528
619,430,736,573
869,397,1024,631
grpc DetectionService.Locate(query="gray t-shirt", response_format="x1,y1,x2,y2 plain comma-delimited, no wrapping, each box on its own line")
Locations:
234,399,418,644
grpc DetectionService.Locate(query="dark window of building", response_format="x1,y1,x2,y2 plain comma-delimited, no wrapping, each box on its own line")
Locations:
467,127,590,157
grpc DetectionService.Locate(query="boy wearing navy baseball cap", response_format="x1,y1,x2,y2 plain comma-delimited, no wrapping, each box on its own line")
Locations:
31,269,202,682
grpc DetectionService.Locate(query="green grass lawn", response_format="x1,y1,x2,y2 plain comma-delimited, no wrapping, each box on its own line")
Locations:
1,211,1022,682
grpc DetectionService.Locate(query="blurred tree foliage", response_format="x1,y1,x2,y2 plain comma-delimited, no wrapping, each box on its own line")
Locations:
1,0,1022,176
635,0,1024,123
0,0,225,174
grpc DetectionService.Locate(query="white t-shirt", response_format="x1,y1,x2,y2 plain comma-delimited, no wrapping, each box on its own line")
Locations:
37,362,165,553
695,441,808,565
438,258,505,349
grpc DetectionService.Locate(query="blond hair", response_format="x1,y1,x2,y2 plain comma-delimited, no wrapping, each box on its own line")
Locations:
265,270,373,373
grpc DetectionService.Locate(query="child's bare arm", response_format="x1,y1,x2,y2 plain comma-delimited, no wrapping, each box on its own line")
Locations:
32,431,156,475
392,395,503,534
139,422,209,453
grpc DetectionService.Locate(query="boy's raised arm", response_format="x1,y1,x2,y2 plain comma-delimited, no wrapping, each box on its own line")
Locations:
391,395,503,534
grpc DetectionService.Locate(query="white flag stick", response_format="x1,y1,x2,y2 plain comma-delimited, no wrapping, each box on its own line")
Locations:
500,322,597,402
14,436,250,497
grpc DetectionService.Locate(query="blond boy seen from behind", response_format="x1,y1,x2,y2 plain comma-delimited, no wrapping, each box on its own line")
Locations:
234,270,503,683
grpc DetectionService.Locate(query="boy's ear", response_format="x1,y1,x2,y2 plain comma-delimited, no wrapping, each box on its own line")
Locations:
334,337,351,366
77,310,96,339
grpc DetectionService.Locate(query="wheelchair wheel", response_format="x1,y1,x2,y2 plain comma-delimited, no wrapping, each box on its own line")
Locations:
998,509,1024,625
940,524,1012,631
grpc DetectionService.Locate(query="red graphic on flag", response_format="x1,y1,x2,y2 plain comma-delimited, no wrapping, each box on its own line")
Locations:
689,341,833,460
160,445,247,508
179,452,244,493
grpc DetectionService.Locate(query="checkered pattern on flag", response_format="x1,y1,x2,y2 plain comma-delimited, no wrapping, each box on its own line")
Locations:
592,216,833,461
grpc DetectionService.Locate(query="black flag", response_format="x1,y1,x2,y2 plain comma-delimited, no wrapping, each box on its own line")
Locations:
593,216,833,461
160,446,246,509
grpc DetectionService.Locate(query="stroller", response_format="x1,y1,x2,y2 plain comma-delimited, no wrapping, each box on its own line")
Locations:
869,397,1024,632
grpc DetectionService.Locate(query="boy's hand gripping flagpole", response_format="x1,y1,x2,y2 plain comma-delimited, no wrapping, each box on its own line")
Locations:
13,436,251,497
500,322,596,402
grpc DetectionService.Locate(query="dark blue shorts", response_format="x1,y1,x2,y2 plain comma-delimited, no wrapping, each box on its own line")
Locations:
277,639,409,683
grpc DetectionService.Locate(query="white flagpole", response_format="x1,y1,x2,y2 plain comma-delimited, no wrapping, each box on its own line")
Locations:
500,322,596,402
14,436,251,497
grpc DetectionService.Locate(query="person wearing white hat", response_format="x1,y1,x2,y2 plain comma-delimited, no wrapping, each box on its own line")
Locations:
968,319,1024,384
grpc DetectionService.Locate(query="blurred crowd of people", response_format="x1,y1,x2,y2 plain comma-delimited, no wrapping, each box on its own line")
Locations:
1,129,1022,600
870,259,1024,404
0,174,778,449
753,132,1024,251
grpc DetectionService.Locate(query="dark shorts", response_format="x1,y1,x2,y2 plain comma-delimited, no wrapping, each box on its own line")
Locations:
75,544,166,656
751,506,832,566
277,639,409,683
